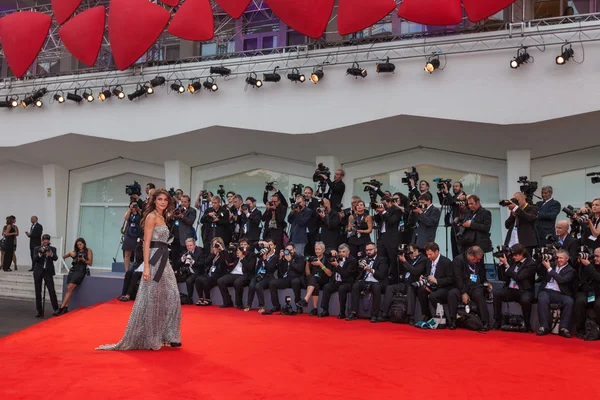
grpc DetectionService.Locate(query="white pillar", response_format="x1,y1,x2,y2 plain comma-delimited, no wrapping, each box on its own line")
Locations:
42,164,69,241
164,160,191,196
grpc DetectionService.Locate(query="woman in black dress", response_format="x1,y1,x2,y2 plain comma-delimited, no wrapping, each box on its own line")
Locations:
55,238,93,316
347,201,373,257
2,216,18,271
122,201,142,273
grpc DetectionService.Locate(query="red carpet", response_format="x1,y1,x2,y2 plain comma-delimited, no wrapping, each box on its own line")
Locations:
1,300,600,399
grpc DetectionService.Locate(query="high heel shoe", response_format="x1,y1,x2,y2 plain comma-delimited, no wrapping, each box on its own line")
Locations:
169,342,182,348
53,308,63,316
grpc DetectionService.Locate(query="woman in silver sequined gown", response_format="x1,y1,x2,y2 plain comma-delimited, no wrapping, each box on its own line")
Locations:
97,190,181,351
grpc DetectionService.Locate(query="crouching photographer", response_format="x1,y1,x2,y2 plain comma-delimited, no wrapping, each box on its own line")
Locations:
245,239,278,313
32,234,59,318
414,242,454,323
218,239,256,309
296,242,333,316
195,237,230,306
319,244,358,318
574,247,600,339
180,238,205,304
268,243,304,313
492,244,536,332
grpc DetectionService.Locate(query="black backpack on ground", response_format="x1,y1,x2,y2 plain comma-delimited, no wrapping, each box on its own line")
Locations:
584,319,600,341
389,293,408,324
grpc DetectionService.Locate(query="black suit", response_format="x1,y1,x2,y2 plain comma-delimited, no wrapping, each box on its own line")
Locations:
29,222,43,268
326,178,345,211
447,254,490,324
269,253,305,307
183,247,206,301
493,257,537,329
262,191,288,251
247,253,278,307
317,210,341,251
537,263,575,331
374,206,402,284
458,207,493,253
535,199,561,245
218,254,257,307
176,207,197,247
412,205,441,250
504,204,539,250
416,255,454,320
240,208,262,245
200,206,231,245
305,197,320,256
350,255,389,318
574,262,600,334
195,251,231,301
557,234,579,265
382,254,427,319
32,245,59,315
321,255,358,315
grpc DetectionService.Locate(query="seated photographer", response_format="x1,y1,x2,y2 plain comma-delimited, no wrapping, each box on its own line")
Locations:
456,195,492,254
412,193,441,251
180,238,206,305
492,244,536,332
122,200,142,274
118,239,144,302
319,244,358,318
347,200,373,258
374,196,402,284
195,237,230,306
262,187,287,251
536,249,575,338
296,242,333,316
218,239,256,309
581,198,600,251
200,196,231,246
268,243,305,313
503,192,539,254
317,198,341,252
245,239,278,313
535,186,561,246
415,242,454,322
555,220,578,263
346,242,389,322
240,196,262,247
574,247,600,338
378,244,426,324
287,195,313,256
447,246,491,331
32,234,59,318
56,238,93,316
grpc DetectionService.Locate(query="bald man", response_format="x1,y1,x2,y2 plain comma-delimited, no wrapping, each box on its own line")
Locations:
555,220,578,264
504,192,539,254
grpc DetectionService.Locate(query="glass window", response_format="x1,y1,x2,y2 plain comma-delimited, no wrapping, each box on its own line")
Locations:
534,0,561,18
81,173,164,204
542,165,600,209
201,43,217,57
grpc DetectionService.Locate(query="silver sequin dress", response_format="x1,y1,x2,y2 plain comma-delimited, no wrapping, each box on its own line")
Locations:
97,225,182,351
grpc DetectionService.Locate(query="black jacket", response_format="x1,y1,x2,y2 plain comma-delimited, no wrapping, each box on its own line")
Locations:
452,253,488,294
240,208,262,242
502,257,536,293
200,206,231,244
262,191,287,236
277,253,304,279
578,262,600,295
558,234,579,265
535,199,561,245
204,251,230,279
326,178,345,210
400,254,427,284
538,263,576,297
29,223,43,249
308,255,334,281
504,204,539,248
373,206,403,243
332,255,358,284
176,207,197,246
33,245,58,276
425,255,454,288
317,210,341,251
458,207,493,253
254,253,278,278
357,254,389,284
305,197,320,234
182,246,206,275
412,205,441,249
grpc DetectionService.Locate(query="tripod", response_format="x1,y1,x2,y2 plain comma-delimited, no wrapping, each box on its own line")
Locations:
112,234,124,263
439,192,459,259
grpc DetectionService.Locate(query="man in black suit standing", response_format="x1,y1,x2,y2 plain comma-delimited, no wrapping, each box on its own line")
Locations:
412,193,442,251
504,191,539,254
262,188,288,251
374,196,402,284
200,196,231,246
175,195,197,253
26,216,43,272
323,169,346,211
287,195,313,256
457,195,493,254
240,196,262,247
415,242,454,322
304,186,320,256
535,186,561,246
555,220,578,264
32,234,59,318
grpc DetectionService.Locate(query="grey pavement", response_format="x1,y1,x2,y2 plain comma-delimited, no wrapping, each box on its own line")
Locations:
0,298,55,338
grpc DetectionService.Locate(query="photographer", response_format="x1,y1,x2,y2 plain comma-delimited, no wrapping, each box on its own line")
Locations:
200,196,231,246
415,242,454,323
118,242,144,302
408,178,432,202
503,192,539,253
378,244,426,324
303,186,320,257
438,181,467,258
374,196,402,284
492,244,536,332
317,198,342,251
229,195,244,242
319,244,358,318
195,237,230,306
218,239,256,309
346,242,388,322
240,197,262,247
581,198,600,251
32,234,59,318
172,195,197,264
56,238,93,316
412,193,442,251
456,194,492,254
262,187,288,251
347,200,373,257
555,220,578,263
296,242,334,316
535,186,561,246
245,239,278,313
323,169,346,211
122,200,142,274
574,247,600,338
226,191,236,210
536,249,575,338
180,238,205,305
268,243,305,313
287,195,313,256
447,246,491,331
174,189,184,208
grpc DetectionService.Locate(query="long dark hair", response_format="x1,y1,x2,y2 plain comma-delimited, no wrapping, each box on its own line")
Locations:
74,238,88,255
6,215,15,225
142,188,175,228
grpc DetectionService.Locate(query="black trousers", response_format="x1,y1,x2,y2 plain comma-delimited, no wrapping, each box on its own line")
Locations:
264,228,284,251
306,233,317,256
378,236,398,284
306,275,328,296
30,247,35,268
574,291,600,332
321,281,352,313
448,286,490,324
537,289,574,330
195,275,219,300
493,287,534,329
348,243,367,258
186,273,198,300
247,276,272,307
34,270,58,315
269,276,303,307
2,248,14,271
121,269,137,296
218,274,250,307
126,272,142,299
350,281,386,318
416,286,451,320
381,283,416,317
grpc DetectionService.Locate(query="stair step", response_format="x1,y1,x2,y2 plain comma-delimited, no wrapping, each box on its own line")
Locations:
0,272,64,301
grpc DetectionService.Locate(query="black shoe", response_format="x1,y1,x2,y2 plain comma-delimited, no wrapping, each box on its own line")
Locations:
318,310,329,318
337,313,346,319
296,299,308,308
346,313,358,321
480,323,490,332
270,306,281,313
492,321,502,331
576,330,585,339
35,313,44,319
28,268,34,272
236,305,244,310
537,327,549,336
52,308,63,316
559,328,572,338
408,317,416,326
448,320,456,330
377,315,390,322
370,316,378,323
219,304,233,309
296,307,303,315
169,342,182,348
309,309,318,316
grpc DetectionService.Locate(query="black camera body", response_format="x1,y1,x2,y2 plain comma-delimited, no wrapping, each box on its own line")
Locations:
534,246,557,262
499,198,519,207
409,201,425,210
362,179,382,192
397,244,412,255
401,167,419,185
305,255,319,263
168,187,177,197
265,181,276,191
313,163,331,183
517,176,538,201
492,245,513,259
433,177,452,191
291,203,302,212
291,183,304,199
39,245,51,254
217,185,226,198
578,245,591,260
126,181,142,197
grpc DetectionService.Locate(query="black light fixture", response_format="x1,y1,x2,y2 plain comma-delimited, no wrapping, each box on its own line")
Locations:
143,83,154,95
112,85,125,99
287,68,305,83
35,98,43,108
188,80,202,93
263,66,281,83
556,44,574,65
127,85,147,101
170,80,185,94
98,88,112,101
203,77,218,92
346,62,367,78
0,96,19,108
210,66,231,76
21,88,47,108
510,47,531,69
67,91,83,103
83,89,94,102
150,76,166,88
310,67,324,84
376,57,396,73
245,72,263,88
424,56,440,73
53,92,66,103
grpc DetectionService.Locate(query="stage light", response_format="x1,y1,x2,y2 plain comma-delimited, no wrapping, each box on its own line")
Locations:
203,77,218,92
35,99,43,107
67,92,83,103
424,56,440,73
188,80,202,93
347,62,367,78
510,47,531,69
0,96,18,108
53,93,65,103
556,44,574,65
263,67,281,83
245,72,263,88
376,57,395,73
21,96,34,108
112,86,125,99
150,76,166,88
144,84,154,95
287,68,305,83
170,80,185,93
98,89,112,101
21,88,47,108
310,67,324,84
83,89,94,102
210,66,231,76
127,85,147,101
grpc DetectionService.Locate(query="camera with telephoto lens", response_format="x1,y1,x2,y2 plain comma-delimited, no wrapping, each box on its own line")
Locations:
316,206,327,215
517,176,538,201
39,245,51,254
260,247,269,256
499,198,519,207
213,243,222,250
587,172,600,184
228,243,239,255
305,255,318,263
493,245,514,259
534,246,557,262
397,244,412,255
328,251,339,264
411,276,437,291
125,181,142,197
283,249,290,256
281,296,296,316
409,201,425,210
265,181,276,191
578,245,591,260
313,163,331,183
362,179,382,192
168,187,177,197
401,167,419,185
577,213,590,225
433,177,452,191
562,205,577,218
217,185,226,199
455,200,467,207
184,253,194,266
291,183,304,198
291,203,302,212
457,301,478,314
